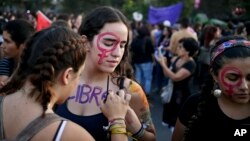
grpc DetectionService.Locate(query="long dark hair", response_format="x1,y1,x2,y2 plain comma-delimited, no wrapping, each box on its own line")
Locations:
78,6,135,83
203,25,218,48
0,27,87,115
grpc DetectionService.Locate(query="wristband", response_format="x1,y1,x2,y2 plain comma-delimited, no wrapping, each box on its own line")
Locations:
103,118,125,131
132,124,145,139
109,124,126,131
110,127,127,134
109,118,125,125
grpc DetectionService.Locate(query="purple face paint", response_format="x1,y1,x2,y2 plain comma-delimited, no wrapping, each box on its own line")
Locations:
96,32,121,64
220,67,243,96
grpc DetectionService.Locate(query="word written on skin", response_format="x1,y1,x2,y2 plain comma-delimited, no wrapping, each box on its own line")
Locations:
68,84,107,106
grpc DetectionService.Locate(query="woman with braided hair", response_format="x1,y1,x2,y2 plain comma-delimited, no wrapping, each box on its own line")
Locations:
0,26,133,141
173,35,250,141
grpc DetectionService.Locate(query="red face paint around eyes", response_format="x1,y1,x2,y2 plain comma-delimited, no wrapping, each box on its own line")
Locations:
220,67,243,96
96,32,121,64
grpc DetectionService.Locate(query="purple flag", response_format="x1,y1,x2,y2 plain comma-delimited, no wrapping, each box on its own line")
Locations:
148,2,183,25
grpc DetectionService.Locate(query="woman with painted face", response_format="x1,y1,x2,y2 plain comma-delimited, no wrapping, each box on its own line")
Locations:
0,26,132,141
182,36,250,141
55,6,156,141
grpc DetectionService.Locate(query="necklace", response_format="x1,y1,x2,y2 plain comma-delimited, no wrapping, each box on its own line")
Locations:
103,75,110,103
107,75,109,93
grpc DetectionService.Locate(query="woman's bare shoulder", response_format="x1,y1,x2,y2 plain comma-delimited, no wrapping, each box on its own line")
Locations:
123,78,149,110
31,120,94,141
61,121,95,141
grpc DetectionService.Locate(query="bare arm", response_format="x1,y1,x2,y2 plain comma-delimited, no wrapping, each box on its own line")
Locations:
0,76,9,88
125,80,156,141
61,121,95,141
172,118,186,141
168,33,178,55
0,76,9,83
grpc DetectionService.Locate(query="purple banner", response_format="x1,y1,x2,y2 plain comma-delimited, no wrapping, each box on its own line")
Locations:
148,2,183,25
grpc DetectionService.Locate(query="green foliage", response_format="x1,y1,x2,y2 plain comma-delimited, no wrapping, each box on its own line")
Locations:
61,0,115,14
243,2,250,20
1,0,53,12
61,0,82,13
121,0,147,21
121,0,136,20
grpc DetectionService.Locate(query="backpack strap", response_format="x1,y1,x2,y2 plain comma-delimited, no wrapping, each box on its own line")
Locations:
16,113,66,141
0,96,5,140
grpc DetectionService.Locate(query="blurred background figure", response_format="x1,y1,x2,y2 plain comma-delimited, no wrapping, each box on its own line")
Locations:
0,19,35,87
155,37,199,133
130,24,155,96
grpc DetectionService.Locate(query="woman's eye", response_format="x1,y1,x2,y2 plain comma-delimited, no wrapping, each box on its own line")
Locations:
227,74,238,81
104,42,114,47
246,75,250,81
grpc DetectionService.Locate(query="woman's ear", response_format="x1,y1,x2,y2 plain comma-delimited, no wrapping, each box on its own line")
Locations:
61,67,74,85
81,35,91,51
81,35,87,42
19,43,26,53
20,43,25,49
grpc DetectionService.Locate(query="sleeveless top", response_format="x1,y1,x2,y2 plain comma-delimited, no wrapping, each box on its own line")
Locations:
0,96,67,141
56,103,109,141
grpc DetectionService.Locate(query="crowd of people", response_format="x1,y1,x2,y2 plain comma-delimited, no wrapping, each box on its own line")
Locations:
0,5,250,141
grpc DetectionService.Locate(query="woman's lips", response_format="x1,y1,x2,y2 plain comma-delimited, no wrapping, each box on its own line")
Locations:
107,60,118,67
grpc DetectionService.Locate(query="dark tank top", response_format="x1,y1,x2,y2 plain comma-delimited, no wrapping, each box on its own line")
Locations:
56,101,109,141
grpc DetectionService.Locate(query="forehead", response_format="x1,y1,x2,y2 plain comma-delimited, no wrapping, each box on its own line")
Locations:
98,22,128,41
220,57,250,74
3,31,12,39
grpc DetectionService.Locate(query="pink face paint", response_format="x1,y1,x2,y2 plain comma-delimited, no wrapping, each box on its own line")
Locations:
220,67,243,96
96,32,121,64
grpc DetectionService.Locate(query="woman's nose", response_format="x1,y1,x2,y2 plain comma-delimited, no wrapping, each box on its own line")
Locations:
0,42,5,49
111,45,122,57
239,79,249,91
